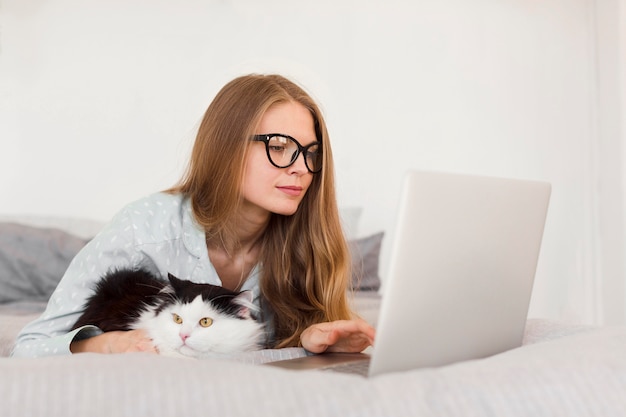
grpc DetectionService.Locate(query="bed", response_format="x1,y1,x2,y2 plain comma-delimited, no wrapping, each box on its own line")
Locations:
1,217,626,417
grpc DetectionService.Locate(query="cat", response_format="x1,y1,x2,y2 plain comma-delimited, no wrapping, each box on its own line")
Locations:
72,268,265,358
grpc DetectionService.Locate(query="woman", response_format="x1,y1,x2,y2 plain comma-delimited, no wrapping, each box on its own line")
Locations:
12,74,375,357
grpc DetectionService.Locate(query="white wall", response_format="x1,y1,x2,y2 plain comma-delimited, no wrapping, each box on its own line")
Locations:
1,0,624,324
593,0,626,325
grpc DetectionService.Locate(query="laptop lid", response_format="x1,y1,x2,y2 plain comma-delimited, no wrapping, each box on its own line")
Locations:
368,170,551,376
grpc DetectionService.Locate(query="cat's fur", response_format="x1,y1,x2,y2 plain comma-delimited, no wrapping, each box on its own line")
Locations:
72,268,264,358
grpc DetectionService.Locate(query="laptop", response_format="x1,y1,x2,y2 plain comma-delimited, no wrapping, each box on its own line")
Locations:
267,170,551,377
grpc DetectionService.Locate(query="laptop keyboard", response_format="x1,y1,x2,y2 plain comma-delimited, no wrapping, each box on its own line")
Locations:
321,360,371,377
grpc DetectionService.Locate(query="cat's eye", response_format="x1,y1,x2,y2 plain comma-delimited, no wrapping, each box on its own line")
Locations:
199,317,213,327
172,313,183,324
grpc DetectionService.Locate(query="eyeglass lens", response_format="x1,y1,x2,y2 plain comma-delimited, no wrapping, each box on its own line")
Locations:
267,135,321,172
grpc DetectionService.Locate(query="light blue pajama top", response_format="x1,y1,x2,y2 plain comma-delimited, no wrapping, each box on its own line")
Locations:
11,192,262,357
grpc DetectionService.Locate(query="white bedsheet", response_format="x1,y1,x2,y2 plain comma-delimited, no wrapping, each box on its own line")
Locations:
1,319,625,417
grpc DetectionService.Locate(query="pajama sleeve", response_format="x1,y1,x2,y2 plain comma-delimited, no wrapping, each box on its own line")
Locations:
11,205,155,357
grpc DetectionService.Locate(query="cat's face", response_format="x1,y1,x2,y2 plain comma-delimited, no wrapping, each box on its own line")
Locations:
141,294,264,358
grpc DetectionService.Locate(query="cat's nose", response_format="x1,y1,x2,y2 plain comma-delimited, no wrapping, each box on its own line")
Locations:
180,333,189,342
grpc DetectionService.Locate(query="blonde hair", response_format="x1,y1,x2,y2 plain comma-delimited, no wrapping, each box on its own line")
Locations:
169,74,353,347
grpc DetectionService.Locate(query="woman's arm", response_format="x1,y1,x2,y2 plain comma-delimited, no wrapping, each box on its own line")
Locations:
11,205,147,358
70,329,157,354
300,318,376,353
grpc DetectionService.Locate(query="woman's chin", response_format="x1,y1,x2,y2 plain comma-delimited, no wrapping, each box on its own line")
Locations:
271,203,302,216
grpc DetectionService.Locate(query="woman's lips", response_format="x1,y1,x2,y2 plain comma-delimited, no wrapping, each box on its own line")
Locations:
277,186,303,197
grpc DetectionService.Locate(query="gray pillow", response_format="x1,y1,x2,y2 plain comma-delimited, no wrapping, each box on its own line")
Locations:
0,223,89,303
349,232,384,291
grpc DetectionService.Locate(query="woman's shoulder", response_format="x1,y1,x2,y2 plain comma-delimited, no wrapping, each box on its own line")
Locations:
111,192,189,231
124,192,186,211
116,192,187,218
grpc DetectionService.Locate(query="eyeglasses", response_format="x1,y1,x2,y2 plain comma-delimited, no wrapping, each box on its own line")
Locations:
252,133,322,174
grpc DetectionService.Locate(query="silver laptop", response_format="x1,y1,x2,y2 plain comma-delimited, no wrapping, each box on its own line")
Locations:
268,170,551,377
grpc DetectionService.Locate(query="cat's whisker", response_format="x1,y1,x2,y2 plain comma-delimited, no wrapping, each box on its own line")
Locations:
207,294,237,303
134,282,172,292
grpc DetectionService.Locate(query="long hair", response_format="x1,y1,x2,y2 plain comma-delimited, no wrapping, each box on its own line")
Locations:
168,74,353,347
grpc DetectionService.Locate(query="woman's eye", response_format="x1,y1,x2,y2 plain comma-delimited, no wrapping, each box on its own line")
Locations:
172,314,183,324
268,145,286,153
199,317,213,327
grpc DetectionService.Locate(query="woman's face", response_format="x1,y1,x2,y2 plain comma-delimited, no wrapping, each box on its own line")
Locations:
242,101,316,218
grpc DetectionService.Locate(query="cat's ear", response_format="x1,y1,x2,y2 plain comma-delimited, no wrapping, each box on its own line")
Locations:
233,291,256,319
158,273,181,295
167,273,184,288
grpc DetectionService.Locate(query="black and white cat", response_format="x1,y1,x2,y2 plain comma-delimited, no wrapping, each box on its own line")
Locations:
72,268,265,358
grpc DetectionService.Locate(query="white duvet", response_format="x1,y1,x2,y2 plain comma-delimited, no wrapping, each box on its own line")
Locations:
1,319,625,417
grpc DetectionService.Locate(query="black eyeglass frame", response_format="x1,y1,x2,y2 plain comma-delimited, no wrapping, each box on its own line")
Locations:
251,133,323,174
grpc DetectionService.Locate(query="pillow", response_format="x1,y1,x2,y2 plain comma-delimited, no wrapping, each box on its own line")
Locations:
349,232,384,291
0,215,105,240
0,223,89,304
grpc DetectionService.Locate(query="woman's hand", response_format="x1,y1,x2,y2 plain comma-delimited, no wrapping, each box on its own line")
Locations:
300,319,376,354
70,329,158,354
